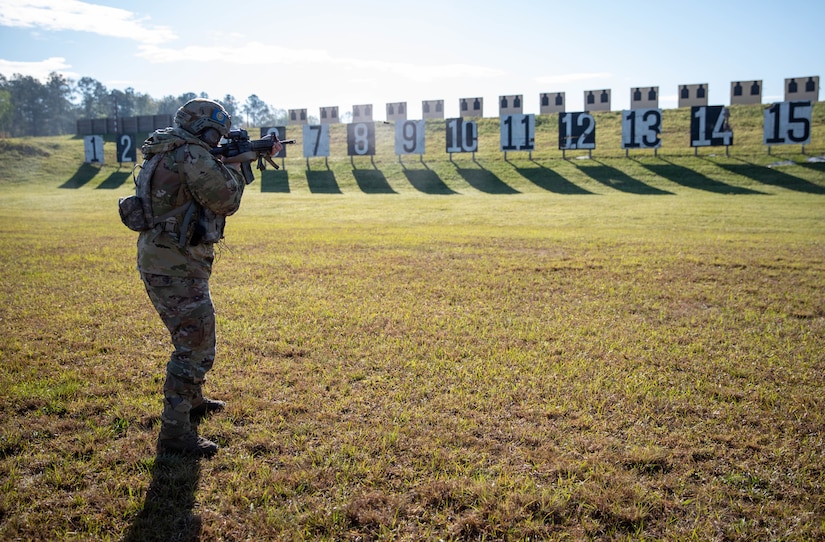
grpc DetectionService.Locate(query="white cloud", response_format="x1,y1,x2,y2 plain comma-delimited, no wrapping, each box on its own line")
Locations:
0,0,176,43
535,72,613,85
0,56,77,80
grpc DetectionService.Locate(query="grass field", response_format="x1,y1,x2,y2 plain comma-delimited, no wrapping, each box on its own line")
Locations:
1,105,824,540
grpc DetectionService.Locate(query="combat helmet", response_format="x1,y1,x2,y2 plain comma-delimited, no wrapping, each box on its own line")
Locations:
174,98,231,140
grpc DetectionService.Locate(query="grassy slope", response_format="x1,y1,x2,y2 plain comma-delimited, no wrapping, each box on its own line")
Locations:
0,103,824,541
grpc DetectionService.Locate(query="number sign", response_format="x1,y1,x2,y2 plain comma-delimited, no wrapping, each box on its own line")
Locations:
302,124,330,157
395,120,425,155
261,126,287,158
347,122,376,156
622,109,662,149
84,135,104,164
559,112,596,150
764,101,812,146
116,134,137,163
500,114,535,151
690,106,732,147
445,118,478,153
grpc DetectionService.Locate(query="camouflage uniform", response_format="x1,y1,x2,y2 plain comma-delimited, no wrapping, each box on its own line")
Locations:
137,122,245,447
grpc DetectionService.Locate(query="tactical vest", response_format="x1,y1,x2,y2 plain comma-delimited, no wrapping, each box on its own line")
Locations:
118,142,225,246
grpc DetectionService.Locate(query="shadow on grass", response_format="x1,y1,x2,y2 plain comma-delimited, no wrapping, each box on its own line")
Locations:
574,160,672,195
716,159,825,194
59,164,100,189
123,453,202,542
96,170,131,190
799,160,825,174
404,167,457,195
401,161,456,195
306,169,342,194
353,168,396,194
260,169,290,193
456,163,519,194
641,159,763,195
515,162,593,194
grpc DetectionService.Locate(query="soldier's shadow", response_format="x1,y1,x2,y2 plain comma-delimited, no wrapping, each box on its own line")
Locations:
123,418,208,542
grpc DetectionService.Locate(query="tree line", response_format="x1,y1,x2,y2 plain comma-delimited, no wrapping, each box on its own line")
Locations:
0,71,291,138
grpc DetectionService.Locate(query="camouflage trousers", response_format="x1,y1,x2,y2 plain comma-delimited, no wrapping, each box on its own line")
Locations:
141,273,216,438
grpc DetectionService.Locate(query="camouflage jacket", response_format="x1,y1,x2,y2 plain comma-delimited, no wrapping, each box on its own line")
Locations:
136,127,245,279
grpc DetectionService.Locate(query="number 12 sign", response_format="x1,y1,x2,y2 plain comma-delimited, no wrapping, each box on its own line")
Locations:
559,112,596,150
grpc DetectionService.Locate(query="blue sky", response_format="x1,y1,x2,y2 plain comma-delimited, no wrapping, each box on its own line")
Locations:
0,0,822,120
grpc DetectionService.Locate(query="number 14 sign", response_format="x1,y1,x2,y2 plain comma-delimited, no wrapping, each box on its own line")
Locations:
690,105,733,148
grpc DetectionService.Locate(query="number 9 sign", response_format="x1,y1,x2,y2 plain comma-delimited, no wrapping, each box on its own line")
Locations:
395,120,425,155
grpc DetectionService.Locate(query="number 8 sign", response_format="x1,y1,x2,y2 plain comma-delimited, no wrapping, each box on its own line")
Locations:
347,122,376,156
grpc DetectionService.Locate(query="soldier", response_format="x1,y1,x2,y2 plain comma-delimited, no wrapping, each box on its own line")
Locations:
137,98,282,457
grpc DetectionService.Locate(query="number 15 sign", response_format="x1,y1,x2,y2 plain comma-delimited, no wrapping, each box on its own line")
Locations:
764,101,812,147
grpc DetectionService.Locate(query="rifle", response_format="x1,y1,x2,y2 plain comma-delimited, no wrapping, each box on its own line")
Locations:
210,129,296,184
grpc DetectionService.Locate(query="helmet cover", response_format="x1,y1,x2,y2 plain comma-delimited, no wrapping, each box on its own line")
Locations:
174,98,231,137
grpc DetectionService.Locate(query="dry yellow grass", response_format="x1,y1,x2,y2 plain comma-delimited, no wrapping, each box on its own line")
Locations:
1,118,824,540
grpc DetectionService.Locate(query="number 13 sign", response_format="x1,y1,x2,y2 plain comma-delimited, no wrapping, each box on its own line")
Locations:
622,109,661,150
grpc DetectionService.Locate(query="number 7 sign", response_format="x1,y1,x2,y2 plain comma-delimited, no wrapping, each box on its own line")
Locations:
302,124,330,157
